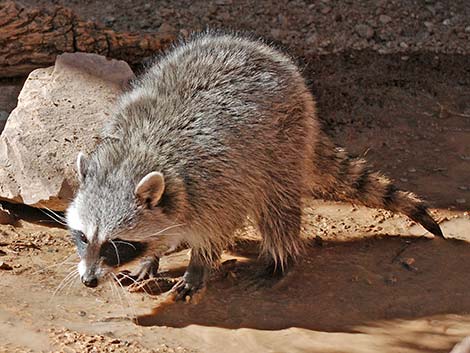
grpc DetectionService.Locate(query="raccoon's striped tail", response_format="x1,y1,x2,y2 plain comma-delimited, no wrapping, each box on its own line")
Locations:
309,133,444,238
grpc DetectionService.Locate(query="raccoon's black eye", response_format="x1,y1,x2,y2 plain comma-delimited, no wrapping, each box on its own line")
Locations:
79,232,88,244
72,230,88,244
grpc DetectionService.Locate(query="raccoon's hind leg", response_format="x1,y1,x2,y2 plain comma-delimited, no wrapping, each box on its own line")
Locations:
255,179,304,276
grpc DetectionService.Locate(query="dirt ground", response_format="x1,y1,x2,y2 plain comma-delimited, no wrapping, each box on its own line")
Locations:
1,1,470,352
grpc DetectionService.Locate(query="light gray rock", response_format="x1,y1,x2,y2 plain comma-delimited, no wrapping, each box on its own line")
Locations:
0,53,134,211
355,24,375,39
379,15,392,24
450,337,470,353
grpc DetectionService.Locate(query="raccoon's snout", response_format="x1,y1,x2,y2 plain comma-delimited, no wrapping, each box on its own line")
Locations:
81,274,98,288
80,262,99,288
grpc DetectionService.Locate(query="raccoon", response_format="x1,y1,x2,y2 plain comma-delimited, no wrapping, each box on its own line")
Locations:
66,31,443,300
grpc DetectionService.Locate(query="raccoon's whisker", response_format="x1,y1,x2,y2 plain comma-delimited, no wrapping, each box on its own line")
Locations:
111,273,135,314
39,209,67,226
37,264,77,283
62,270,80,292
37,220,60,224
64,273,80,295
35,262,78,277
113,240,137,251
108,280,120,308
37,203,61,218
53,269,78,294
42,214,67,226
45,207,66,222
51,269,79,299
32,253,78,275
145,223,186,239
107,273,122,305
109,274,125,312
108,279,115,297
117,272,138,286
38,206,67,226
111,272,136,318
109,239,121,266
144,232,181,238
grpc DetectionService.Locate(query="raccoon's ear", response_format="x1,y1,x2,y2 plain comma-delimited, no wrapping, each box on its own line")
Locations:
135,172,165,208
76,152,89,183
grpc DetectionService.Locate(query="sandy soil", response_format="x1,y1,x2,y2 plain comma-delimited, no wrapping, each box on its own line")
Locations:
1,1,470,352
1,201,469,353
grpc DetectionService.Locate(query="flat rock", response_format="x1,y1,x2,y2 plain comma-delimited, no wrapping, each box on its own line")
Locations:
450,337,470,353
0,53,134,211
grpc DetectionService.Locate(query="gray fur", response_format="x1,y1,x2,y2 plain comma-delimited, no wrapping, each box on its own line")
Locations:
66,31,443,289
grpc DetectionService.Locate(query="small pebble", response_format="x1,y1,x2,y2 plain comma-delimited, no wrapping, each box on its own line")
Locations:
407,168,417,173
458,186,468,191
424,21,434,29
78,311,87,317
314,235,324,247
379,15,392,24
104,16,115,25
401,257,418,272
384,275,397,285
355,24,374,39
456,198,467,204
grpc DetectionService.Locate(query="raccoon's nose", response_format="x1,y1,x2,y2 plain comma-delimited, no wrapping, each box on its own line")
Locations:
81,275,98,288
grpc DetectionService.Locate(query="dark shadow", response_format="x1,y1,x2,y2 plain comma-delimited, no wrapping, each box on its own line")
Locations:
1,201,66,229
303,51,470,211
136,235,470,334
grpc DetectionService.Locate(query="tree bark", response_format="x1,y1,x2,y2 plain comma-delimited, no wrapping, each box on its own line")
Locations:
0,1,176,77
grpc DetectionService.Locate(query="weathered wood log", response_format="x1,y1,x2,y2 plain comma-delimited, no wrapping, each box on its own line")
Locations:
0,1,176,77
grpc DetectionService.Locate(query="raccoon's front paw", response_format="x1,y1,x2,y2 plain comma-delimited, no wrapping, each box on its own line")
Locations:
171,267,207,303
171,277,206,303
131,256,160,281
118,256,167,293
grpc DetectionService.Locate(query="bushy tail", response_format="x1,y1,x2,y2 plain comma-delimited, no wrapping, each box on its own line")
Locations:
310,133,444,238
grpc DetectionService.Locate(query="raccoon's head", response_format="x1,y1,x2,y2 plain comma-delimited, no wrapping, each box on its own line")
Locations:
66,152,181,288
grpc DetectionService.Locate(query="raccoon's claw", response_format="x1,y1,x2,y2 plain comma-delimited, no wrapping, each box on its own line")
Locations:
130,256,160,282
245,260,293,290
171,263,208,303
171,277,206,303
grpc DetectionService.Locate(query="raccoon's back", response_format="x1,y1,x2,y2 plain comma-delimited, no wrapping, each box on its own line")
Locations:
101,33,317,222
121,33,308,133
111,34,314,176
